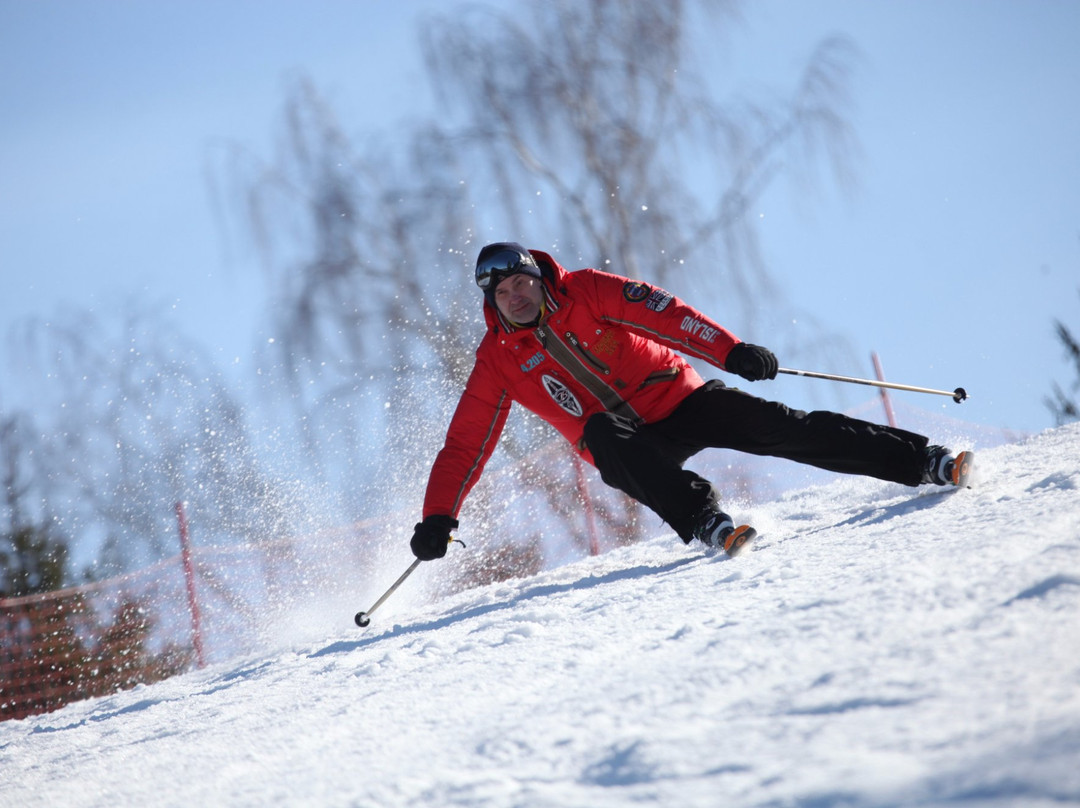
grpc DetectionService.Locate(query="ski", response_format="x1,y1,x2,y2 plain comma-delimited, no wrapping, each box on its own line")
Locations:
951,451,975,488
725,524,757,557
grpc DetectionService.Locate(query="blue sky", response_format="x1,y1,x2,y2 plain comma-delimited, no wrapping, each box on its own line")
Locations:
2,0,1079,438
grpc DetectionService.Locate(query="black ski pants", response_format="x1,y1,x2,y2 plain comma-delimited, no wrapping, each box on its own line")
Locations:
582,380,929,542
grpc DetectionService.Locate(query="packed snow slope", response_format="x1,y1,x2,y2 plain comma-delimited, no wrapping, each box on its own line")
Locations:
3,424,1080,808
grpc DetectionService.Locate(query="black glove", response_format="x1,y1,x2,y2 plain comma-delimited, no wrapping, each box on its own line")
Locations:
725,342,778,381
410,515,459,560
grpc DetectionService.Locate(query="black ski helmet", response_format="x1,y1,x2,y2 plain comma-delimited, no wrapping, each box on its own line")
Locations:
475,242,542,304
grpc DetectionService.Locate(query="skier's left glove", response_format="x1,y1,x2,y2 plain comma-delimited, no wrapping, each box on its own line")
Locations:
725,343,778,381
410,515,459,561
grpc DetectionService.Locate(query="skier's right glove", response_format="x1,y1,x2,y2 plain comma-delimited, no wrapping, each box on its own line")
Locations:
410,515,459,561
724,342,778,382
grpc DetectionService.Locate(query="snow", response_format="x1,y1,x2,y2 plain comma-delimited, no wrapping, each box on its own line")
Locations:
3,424,1080,807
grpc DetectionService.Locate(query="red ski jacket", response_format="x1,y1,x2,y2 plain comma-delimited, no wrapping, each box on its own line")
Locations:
422,250,742,519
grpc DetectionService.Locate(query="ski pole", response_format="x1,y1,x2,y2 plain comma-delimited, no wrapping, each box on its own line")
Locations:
777,367,968,403
355,558,422,627
354,537,463,628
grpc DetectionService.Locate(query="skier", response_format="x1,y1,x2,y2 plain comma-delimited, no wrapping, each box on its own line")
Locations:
410,242,973,560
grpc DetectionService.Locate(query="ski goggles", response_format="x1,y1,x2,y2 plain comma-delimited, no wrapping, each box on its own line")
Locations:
475,248,539,290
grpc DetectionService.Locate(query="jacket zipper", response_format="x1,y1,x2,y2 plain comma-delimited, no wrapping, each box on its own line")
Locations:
636,367,681,390
564,332,611,375
534,324,641,423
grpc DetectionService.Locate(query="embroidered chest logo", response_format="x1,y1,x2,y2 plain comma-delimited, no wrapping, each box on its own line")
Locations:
520,351,545,372
591,330,620,357
541,374,584,417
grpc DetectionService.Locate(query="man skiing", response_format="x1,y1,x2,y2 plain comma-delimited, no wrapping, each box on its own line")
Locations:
410,242,973,561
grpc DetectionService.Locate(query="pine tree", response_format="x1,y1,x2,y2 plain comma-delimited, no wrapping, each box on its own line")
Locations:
1,525,192,720
0,525,68,598
1046,289,1080,425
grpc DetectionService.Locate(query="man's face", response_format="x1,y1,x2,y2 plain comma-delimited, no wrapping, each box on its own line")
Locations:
494,273,543,323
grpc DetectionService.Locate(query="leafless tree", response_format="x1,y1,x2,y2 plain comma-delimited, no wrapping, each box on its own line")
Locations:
11,308,303,576
216,0,862,568
214,80,490,512
422,1,859,328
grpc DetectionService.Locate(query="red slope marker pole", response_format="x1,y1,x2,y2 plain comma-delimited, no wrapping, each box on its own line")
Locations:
175,501,206,669
871,352,898,427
